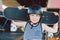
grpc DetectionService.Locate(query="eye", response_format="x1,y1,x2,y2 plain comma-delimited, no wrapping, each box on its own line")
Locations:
30,14,34,16
36,14,40,17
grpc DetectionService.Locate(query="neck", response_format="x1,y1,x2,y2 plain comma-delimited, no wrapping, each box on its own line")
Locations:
30,22,39,26
29,21,39,29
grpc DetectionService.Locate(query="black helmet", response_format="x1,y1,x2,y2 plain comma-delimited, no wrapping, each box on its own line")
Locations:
28,4,43,14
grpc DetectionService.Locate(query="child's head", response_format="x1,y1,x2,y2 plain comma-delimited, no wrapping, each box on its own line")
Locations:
29,14,42,23
28,4,43,23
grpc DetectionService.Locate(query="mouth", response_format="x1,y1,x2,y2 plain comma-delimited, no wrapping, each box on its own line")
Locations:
33,20,37,21
32,19,37,21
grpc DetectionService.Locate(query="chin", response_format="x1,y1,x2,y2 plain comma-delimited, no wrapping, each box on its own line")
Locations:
32,22,39,23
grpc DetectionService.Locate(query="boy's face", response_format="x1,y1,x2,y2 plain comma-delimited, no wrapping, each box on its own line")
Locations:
29,14,41,23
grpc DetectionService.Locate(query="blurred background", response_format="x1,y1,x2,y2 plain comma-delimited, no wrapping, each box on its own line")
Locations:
0,0,60,40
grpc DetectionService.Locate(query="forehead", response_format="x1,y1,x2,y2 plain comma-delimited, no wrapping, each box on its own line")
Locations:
29,14,40,15
29,14,42,16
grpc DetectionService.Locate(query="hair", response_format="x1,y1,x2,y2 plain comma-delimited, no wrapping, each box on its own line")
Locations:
39,14,43,22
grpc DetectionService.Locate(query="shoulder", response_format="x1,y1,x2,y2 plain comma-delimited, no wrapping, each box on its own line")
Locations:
41,23,46,26
41,23,47,28
40,23,46,31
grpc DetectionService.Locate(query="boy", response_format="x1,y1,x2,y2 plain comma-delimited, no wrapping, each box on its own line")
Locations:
11,4,58,40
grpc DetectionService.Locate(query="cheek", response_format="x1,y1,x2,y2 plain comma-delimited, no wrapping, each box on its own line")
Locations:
37,17,41,20
36,18,40,21
36,17,41,22
29,16,33,20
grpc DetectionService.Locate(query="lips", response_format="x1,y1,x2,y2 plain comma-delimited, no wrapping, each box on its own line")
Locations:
33,19,37,21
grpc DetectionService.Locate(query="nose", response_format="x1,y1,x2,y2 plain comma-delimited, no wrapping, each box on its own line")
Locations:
33,15,37,18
